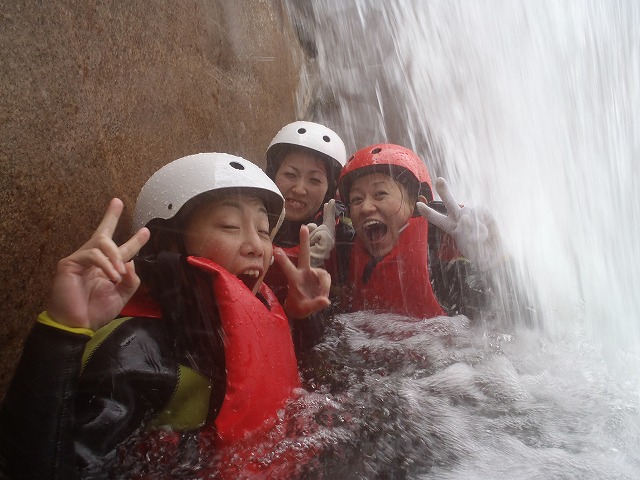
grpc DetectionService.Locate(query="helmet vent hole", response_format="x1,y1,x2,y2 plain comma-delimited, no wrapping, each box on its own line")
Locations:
168,203,173,211
229,161,245,170
347,155,354,163
297,128,307,134
371,147,382,154
322,135,331,142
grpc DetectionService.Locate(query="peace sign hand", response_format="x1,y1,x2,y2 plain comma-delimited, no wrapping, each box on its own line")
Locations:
275,224,331,320
416,177,505,272
47,198,150,331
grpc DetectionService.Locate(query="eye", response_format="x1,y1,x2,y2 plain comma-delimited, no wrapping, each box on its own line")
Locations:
373,190,388,199
350,196,363,206
256,216,271,237
283,171,297,179
220,223,240,230
257,225,271,238
310,177,323,186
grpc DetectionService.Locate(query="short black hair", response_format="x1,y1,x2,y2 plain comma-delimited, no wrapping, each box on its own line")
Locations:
342,164,424,204
266,144,339,206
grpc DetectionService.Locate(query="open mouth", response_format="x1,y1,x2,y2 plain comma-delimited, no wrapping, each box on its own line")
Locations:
237,269,262,291
285,198,306,210
362,220,388,244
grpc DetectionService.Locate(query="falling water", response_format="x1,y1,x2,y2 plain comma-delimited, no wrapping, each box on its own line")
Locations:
285,0,640,367
276,0,640,478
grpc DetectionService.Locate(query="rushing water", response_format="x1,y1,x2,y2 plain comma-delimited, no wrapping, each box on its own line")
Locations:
274,1,640,478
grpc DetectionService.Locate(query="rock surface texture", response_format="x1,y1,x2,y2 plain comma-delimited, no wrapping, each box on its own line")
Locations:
0,0,304,399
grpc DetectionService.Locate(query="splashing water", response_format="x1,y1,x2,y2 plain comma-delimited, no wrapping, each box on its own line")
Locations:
274,0,640,478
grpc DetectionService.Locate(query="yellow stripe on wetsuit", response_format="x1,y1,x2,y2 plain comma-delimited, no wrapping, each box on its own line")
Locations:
80,316,212,430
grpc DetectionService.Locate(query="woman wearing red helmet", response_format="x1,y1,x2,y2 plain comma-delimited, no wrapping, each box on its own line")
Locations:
336,143,506,319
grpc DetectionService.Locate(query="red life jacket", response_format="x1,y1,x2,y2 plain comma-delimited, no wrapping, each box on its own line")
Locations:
187,257,301,446
121,256,301,444
346,216,446,319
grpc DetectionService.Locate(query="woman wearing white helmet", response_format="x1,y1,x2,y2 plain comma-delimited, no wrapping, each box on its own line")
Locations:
263,121,354,356
265,121,347,223
0,153,330,479
264,121,353,286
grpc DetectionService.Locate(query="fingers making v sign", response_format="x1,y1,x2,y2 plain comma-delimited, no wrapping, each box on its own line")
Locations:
275,224,331,320
47,198,150,330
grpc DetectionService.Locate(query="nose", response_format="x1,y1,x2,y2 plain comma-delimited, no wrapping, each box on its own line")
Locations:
291,178,307,195
360,196,377,214
239,228,264,257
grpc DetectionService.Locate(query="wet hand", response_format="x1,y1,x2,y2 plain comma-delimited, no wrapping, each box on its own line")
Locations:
47,198,150,330
276,224,331,320
416,177,505,272
306,199,337,268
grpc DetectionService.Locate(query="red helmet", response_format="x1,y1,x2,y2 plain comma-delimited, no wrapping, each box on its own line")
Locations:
338,144,434,203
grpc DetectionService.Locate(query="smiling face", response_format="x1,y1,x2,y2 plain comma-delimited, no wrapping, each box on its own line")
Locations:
348,172,417,258
274,150,329,222
182,194,273,291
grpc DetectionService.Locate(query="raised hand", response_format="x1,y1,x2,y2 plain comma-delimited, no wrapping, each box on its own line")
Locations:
306,199,337,268
275,224,331,320
47,198,150,330
416,177,505,272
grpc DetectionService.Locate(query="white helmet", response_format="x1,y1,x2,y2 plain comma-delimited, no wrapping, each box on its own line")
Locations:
265,121,347,184
133,153,285,239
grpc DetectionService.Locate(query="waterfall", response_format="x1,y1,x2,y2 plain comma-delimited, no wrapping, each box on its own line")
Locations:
272,1,640,477
287,0,640,372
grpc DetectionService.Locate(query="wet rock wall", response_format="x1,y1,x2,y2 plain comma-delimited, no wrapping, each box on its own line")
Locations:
0,0,305,399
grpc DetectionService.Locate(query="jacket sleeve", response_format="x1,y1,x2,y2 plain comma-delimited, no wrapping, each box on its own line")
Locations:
72,316,179,476
429,252,489,319
0,318,89,480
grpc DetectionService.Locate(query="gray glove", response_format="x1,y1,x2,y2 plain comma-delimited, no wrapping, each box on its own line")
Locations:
416,177,505,272
307,199,336,268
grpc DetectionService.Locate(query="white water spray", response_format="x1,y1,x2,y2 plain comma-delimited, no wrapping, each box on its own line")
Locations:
279,1,640,477
288,0,640,373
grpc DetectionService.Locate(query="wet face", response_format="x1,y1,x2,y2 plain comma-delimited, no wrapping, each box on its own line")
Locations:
348,172,416,258
274,151,329,222
182,194,273,292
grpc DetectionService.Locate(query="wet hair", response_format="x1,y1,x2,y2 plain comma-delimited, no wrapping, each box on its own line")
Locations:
267,144,339,205
138,217,183,258
345,165,422,201
392,167,422,200
343,164,428,218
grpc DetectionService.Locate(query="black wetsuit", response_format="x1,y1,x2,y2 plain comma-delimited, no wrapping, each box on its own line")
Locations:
0,253,228,479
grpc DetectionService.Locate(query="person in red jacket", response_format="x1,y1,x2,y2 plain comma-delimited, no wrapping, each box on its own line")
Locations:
335,143,506,320
0,153,330,479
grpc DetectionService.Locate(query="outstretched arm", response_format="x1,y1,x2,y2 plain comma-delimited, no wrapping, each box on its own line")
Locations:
275,225,331,320
418,180,541,327
47,198,150,330
416,177,506,272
